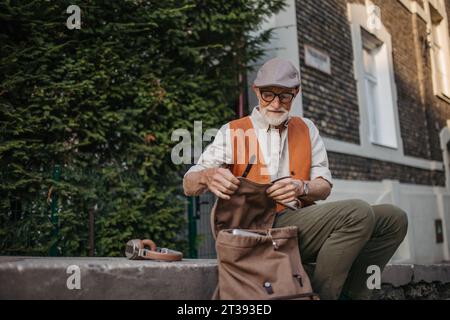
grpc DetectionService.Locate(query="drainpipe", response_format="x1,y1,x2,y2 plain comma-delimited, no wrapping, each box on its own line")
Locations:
187,196,198,258
238,73,245,119
49,164,61,256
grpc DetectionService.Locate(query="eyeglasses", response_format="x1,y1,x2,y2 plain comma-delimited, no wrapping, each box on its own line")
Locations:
260,90,296,104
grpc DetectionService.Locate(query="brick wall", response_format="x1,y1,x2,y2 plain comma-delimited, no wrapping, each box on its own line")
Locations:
370,0,432,160
379,0,450,162
329,151,445,186
296,0,360,144
296,0,449,185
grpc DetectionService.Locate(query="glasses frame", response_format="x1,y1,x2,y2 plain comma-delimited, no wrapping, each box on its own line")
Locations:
259,90,298,104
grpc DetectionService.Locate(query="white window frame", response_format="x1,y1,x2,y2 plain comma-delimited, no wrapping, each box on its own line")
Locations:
347,1,404,152
426,0,450,102
361,29,400,148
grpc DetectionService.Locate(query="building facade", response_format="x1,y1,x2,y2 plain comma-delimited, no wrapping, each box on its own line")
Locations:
242,0,450,264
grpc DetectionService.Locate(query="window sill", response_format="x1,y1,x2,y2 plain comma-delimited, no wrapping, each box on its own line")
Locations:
370,141,399,151
436,93,450,104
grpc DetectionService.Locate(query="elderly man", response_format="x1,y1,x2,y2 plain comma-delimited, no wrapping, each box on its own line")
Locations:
183,58,408,300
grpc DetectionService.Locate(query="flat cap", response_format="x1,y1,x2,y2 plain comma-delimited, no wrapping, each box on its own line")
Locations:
254,58,300,88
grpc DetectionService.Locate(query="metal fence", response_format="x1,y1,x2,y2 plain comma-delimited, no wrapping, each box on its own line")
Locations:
188,192,217,259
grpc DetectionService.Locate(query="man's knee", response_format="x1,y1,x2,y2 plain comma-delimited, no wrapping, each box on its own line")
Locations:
338,199,375,230
380,204,409,238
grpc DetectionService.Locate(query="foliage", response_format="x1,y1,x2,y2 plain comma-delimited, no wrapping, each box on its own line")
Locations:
0,0,285,256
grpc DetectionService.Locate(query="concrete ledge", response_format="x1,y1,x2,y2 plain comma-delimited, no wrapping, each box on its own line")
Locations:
1,257,450,300
373,264,450,300
0,257,217,300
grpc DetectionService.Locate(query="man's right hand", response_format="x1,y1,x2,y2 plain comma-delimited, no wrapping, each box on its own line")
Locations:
202,168,240,200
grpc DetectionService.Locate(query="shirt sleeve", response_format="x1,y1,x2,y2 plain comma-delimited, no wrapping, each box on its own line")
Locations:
184,123,232,178
303,118,333,188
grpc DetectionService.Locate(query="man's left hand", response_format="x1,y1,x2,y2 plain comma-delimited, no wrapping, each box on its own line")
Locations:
266,178,304,203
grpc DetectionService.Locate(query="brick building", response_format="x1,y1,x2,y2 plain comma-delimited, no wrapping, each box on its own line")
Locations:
193,0,450,264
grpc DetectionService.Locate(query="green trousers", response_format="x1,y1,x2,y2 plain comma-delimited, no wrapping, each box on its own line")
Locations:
273,199,408,300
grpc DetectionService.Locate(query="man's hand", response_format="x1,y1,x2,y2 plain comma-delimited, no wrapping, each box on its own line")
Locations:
266,178,304,203
203,168,240,200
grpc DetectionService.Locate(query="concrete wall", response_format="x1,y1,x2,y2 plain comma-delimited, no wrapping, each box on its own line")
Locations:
324,179,450,264
1,257,450,300
0,257,218,300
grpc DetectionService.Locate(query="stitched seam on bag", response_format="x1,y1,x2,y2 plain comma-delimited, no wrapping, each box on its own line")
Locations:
216,237,293,249
269,292,318,300
216,242,265,249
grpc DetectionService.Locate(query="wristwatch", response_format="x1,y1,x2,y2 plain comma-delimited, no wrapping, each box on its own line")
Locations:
300,182,309,198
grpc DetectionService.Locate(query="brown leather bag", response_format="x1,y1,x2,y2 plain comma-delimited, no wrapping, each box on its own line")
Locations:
210,178,278,238
211,177,319,300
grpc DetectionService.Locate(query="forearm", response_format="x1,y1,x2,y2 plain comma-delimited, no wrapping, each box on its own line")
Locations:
300,178,332,202
183,170,208,196
184,167,240,199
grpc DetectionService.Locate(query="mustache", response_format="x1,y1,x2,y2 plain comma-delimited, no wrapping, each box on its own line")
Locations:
262,108,288,114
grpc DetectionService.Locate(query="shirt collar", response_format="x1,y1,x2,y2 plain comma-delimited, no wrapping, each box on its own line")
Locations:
251,106,291,132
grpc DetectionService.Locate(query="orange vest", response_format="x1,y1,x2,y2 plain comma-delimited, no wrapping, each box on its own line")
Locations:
229,116,312,212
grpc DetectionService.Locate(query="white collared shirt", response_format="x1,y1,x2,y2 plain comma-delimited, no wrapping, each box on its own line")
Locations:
185,107,333,189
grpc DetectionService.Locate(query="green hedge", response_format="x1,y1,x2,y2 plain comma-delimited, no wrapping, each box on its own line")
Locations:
0,0,285,256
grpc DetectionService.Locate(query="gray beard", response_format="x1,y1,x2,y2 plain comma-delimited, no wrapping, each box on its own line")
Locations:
261,108,290,127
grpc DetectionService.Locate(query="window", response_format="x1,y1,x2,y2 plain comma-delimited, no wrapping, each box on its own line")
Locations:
361,28,399,148
429,2,450,99
348,2,404,153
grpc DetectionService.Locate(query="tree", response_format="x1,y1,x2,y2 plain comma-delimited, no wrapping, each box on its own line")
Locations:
0,0,286,256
